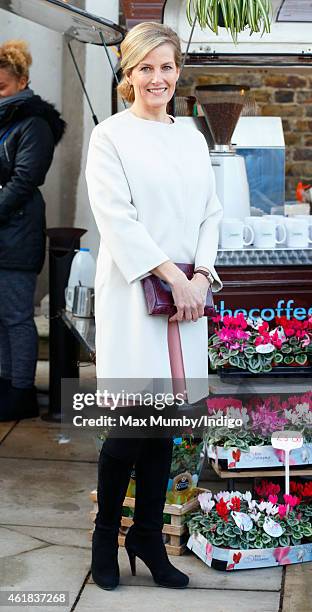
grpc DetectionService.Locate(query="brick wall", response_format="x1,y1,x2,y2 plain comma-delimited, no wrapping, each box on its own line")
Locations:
121,1,165,29
177,70,312,200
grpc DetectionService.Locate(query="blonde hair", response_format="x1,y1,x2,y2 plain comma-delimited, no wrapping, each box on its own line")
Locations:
117,22,182,104
0,39,32,81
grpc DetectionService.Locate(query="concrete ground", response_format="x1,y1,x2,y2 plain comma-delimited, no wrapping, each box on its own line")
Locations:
0,361,311,612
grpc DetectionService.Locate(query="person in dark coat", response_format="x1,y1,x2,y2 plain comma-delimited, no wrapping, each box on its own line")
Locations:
0,40,66,421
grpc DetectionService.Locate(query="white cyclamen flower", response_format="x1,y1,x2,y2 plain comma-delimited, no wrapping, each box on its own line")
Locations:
247,317,264,329
230,491,243,500
269,326,286,342
265,502,279,516
198,492,214,513
215,490,230,503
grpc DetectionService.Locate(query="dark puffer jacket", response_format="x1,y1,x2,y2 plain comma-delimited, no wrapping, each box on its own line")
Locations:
0,91,66,273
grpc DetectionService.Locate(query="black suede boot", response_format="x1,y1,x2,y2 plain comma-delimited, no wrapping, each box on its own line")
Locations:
125,437,189,589
92,444,137,590
0,386,39,422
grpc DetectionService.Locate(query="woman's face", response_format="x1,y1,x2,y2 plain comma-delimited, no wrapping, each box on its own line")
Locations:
128,43,180,110
0,68,27,98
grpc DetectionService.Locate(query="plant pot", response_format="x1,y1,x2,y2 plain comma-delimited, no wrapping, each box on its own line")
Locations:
217,365,312,379
207,443,312,469
167,439,205,504
188,532,312,571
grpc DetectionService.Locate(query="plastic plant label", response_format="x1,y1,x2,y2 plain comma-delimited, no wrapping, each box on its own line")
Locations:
255,343,275,354
271,431,303,452
263,517,284,538
232,511,253,532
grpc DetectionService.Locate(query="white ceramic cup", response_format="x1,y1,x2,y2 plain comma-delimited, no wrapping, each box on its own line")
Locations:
244,217,286,248
263,215,287,244
283,217,312,248
220,218,254,249
293,215,312,242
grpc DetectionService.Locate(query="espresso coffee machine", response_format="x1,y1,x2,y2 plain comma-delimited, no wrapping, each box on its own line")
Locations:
195,85,251,220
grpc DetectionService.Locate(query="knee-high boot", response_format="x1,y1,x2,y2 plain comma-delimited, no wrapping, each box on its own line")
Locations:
92,439,141,590
125,437,189,588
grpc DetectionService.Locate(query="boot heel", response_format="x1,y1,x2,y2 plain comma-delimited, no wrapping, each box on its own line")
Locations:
126,548,137,576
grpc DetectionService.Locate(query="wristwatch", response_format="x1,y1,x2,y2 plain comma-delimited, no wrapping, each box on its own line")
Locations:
194,268,214,285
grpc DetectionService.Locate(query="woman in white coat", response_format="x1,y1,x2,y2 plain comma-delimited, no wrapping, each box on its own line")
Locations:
85,22,223,591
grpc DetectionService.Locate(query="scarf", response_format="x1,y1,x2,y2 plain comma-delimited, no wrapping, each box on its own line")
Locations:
0,87,34,110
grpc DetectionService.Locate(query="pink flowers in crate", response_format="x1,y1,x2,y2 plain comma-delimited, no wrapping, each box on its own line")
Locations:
255,479,301,518
206,396,243,414
277,495,299,520
268,495,278,504
278,505,288,519
283,494,300,508
212,313,250,350
210,314,312,366
249,401,288,437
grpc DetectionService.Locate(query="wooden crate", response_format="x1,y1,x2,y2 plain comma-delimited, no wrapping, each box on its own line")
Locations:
89,487,205,556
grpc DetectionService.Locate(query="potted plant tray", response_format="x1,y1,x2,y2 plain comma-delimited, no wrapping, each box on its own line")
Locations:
186,488,312,571
187,532,312,571
217,365,312,379
207,443,312,470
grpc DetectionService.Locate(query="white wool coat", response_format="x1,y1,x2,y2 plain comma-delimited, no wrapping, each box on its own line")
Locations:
85,108,223,403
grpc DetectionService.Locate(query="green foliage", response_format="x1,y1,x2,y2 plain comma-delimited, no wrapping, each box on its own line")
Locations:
170,437,205,477
208,332,311,375
186,0,273,43
187,500,312,550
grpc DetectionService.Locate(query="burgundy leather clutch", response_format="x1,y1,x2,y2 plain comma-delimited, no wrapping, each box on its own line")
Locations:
141,263,215,317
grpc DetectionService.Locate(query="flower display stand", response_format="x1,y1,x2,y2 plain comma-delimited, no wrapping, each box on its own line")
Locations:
89,487,206,556
209,460,312,491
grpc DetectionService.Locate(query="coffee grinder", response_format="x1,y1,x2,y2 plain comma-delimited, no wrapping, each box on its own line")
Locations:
195,85,251,219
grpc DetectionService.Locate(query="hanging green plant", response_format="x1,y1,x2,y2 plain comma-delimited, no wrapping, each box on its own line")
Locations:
186,0,273,43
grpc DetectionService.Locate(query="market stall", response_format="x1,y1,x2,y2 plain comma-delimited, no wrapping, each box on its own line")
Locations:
2,0,311,574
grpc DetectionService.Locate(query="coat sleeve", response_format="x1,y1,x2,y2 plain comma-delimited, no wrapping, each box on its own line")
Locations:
194,139,223,293
85,125,170,285
0,117,55,224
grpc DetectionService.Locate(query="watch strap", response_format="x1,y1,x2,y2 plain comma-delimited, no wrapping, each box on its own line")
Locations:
194,268,214,284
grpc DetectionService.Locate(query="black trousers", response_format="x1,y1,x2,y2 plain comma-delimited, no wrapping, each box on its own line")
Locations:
96,436,173,532
0,270,38,388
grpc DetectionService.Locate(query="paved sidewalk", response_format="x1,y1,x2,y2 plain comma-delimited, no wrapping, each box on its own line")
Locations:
0,362,311,612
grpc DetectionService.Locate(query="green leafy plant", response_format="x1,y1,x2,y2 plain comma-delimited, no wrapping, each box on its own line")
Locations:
170,436,204,476
186,0,273,43
205,392,312,451
208,314,312,375
187,490,312,550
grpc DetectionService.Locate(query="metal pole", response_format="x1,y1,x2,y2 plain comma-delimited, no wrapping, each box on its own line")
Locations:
178,15,197,85
67,40,99,125
98,30,127,110
171,16,197,116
